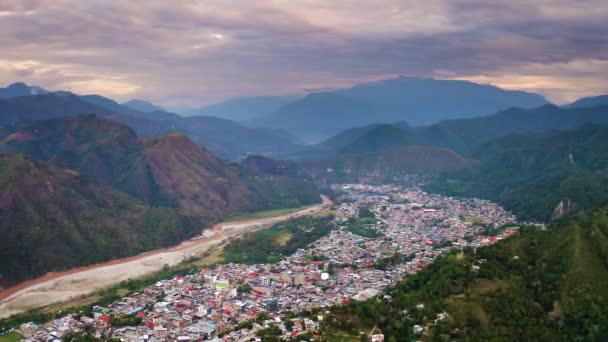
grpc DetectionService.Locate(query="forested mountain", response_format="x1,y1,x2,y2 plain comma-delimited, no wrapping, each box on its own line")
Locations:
0,91,302,159
0,115,320,222
0,116,320,286
427,125,608,221
320,207,608,340
0,154,186,287
300,145,471,183
256,77,548,142
290,104,608,159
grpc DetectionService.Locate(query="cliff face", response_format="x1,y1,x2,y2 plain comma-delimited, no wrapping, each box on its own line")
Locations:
552,198,575,220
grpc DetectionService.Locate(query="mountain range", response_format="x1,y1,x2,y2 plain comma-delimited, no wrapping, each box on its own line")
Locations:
0,84,297,159
255,76,549,142
427,124,608,220
566,94,608,108
0,115,320,287
290,104,608,160
122,99,166,113
181,95,301,122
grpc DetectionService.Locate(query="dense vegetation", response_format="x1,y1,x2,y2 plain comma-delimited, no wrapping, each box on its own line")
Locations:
291,104,608,160
427,125,608,221
320,207,608,341
345,218,384,238
0,116,320,286
222,215,335,264
0,154,188,287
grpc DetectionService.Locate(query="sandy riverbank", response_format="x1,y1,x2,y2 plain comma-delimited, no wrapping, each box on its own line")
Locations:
0,196,331,318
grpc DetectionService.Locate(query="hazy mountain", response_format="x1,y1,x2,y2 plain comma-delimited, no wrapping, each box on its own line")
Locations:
0,93,111,125
0,82,47,99
291,104,608,159
338,124,413,154
78,93,124,112
256,76,549,142
183,95,300,122
0,153,186,287
338,76,548,124
0,92,303,159
566,94,608,108
122,99,166,112
257,92,376,143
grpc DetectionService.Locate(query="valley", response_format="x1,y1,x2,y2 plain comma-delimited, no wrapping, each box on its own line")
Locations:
0,196,331,319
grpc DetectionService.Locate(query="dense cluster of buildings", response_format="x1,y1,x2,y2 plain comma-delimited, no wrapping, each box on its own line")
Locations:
17,184,520,341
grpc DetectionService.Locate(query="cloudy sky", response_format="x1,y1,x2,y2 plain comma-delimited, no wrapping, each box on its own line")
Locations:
1,0,607,107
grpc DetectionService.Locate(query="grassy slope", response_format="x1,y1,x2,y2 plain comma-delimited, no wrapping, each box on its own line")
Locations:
0,332,22,342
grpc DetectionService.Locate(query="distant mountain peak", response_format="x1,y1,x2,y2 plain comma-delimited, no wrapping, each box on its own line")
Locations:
567,94,608,109
0,82,47,98
122,99,165,113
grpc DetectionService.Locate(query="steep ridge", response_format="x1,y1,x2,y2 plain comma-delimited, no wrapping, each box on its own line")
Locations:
0,154,185,287
427,124,608,221
290,104,608,159
299,145,471,183
0,116,320,287
0,116,320,223
0,92,302,159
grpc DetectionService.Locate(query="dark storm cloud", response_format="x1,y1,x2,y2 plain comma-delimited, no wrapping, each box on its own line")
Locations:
0,0,606,105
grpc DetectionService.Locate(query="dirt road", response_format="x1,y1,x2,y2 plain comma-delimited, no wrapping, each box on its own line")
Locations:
0,196,331,318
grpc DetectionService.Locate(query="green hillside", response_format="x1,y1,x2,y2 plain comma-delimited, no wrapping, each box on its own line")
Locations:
319,207,608,341
0,154,186,287
427,125,608,221
1,115,320,222
0,116,320,286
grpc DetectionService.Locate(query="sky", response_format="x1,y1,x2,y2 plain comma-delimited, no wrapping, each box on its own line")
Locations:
1,0,607,107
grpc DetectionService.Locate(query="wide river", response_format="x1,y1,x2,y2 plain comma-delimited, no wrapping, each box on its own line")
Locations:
0,195,331,318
